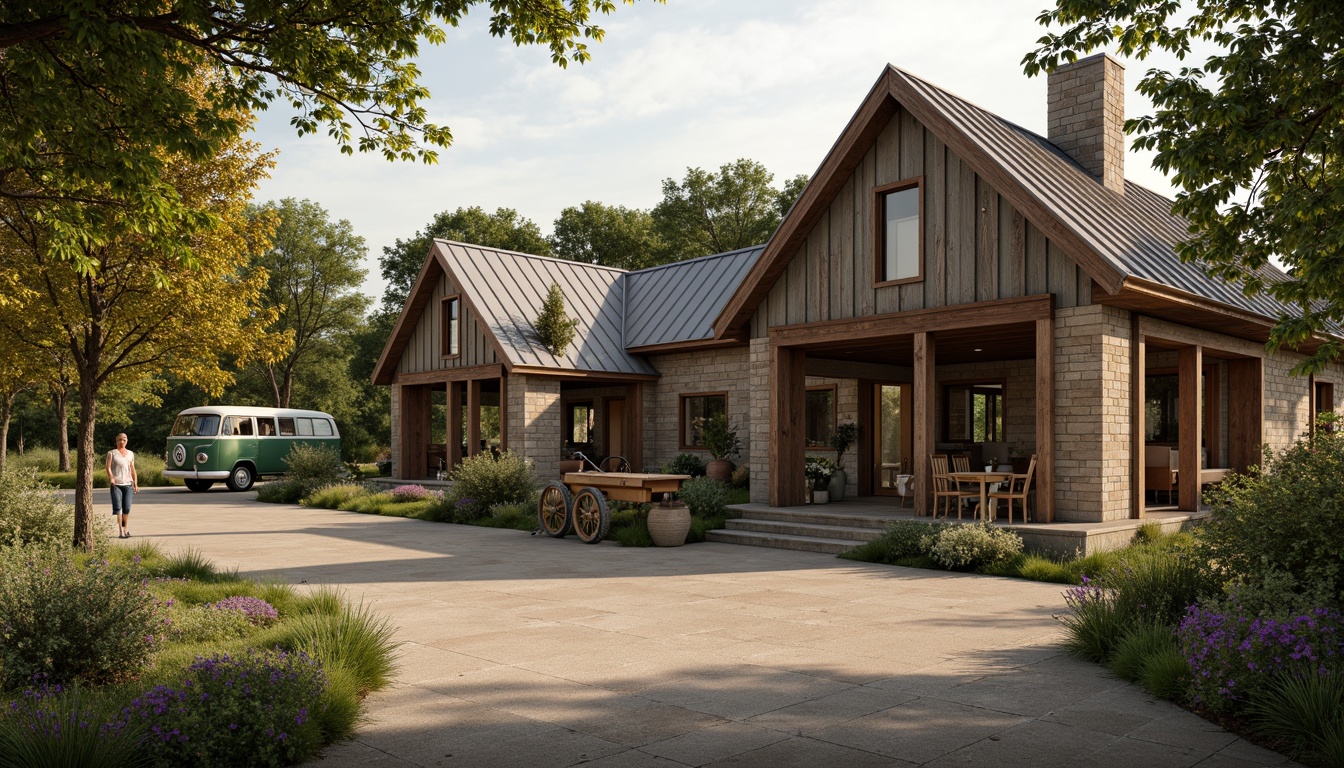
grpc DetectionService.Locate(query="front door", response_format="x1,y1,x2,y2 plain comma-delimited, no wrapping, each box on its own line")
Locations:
872,383,912,496
605,398,626,460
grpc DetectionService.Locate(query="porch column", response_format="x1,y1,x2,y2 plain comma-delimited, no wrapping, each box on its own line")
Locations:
498,376,509,451
626,383,644,472
467,378,482,457
913,332,935,516
1130,320,1145,518
769,344,806,506
1035,317,1055,522
1178,345,1203,511
1227,358,1263,473
399,384,431,480
448,381,464,468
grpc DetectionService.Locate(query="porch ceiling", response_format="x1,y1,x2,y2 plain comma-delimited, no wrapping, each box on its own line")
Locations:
798,321,1038,366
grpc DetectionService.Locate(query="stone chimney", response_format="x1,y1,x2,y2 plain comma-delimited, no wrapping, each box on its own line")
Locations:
1047,53,1125,194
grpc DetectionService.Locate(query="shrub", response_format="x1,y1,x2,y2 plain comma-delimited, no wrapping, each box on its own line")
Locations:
445,452,535,522
471,503,537,531
1199,427,1344,607
729,464,750,490
256,479,307,504
1140,645,1193,701
1110,624,1180,683
129,649,325,768
1060,576,1126,663
0,547,165,687
928,523,1023,571
0,467,74,548
678,477,727,518
279,599,399,693
1252,672,1344,768
284,443,346,493
1016,554,1077,584
533,283,578,355
390,484,433,502
158,547,220,582
209,596,279,626
1179,604,1344,712
1102,545,1216,630
8,446,60,473
303,483,367,510
167,603,254,643
133,454,180,487
0,680,145,768
663,453,706,478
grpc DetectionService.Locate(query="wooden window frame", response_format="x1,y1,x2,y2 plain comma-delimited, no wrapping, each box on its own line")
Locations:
804,384,837,449
872,177,925,288
940,378,1007,443
1144,365,1221,453
566,400,595,447
679,391,728,451
440,294,461,359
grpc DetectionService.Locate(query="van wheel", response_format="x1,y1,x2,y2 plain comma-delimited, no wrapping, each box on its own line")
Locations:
185,480,213,492
226,465,255,492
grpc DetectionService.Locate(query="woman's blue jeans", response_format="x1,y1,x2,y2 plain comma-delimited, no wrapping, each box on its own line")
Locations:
110,484,133,515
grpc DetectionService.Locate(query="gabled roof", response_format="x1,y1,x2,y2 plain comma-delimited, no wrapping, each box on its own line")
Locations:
623,246,762,349
714,64,1314,338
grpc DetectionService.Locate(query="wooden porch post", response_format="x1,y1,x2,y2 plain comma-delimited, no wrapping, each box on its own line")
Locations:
627,383,644,472
1130,320,1146,518
467,379,482,457
769,344,806,506
1178,345,1203,511
913,332,935,516
498,375,508,452
1227,358,1263,473
1035,317,1055,522
448,381,464,468
399,384,431,480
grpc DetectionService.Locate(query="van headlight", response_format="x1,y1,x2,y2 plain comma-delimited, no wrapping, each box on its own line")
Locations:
196,452,209,465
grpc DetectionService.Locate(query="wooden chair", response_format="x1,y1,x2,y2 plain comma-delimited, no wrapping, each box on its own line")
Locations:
988,454,1037,524
931,454,978,519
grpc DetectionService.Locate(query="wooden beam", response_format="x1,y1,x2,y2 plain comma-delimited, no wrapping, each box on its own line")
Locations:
1131,320,1146,519
1227,358,1263,473
770,294,1053,348
467,379,482,458
1035,317,1055,523
1204,364,1221,468
448,381,463,469
627,383,644,473
399,384,431,480
393,363,505,386
769,345,807,506
624,335,749,355
498,375,509,452
913,332,936,516
1178,346,1203,511
857,380,873,495
507,365,660,382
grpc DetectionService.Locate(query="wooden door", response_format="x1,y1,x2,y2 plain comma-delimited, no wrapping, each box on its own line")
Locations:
605,398,626,459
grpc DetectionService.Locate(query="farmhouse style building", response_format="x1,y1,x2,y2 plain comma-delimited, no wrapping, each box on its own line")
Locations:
374,55,1343,524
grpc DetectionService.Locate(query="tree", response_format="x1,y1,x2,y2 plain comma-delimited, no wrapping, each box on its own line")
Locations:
1023,0,1344,372
534,284,578,355
379,206,552,312
0,349,37,475
248,198,370,408
0,1,655,272
550,200,664,270
652,159,808,261
0,127,286,550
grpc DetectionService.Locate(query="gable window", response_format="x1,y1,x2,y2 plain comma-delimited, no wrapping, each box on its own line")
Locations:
875,179,922,285
440,295,460,358
680,393,726,450
805,386,835,448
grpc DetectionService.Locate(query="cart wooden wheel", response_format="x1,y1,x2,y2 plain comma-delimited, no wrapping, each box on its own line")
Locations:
538,481,573,538
572,487,612,544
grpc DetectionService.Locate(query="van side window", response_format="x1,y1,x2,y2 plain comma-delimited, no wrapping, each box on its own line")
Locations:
313,419,333,437
256,418,277,437
278,417,296,436
296,417,314,436
224,417,254,436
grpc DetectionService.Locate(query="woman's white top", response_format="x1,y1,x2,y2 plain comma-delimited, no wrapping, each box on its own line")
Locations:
108,449,136,486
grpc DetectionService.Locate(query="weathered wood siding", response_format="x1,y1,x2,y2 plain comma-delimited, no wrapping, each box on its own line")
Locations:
752,106,1090,336
396,271,500,375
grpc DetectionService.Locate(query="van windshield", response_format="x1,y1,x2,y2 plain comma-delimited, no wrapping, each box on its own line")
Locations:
170,414,221,437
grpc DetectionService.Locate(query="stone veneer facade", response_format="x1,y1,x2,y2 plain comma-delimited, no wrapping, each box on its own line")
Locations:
642,346,754,473
506,374,562,482
1047,53,1126,194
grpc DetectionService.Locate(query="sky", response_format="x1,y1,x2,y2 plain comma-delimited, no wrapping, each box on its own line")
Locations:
248,0,1181,303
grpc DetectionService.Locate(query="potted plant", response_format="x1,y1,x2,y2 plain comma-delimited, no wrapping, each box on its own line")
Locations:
805,456,837,504
700,414,740,482
827,421,858,502
1009,445,1031,475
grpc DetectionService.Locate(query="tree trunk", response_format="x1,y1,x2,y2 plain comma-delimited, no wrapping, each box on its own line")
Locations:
0,398,10,477
53,384,70,472
73,379,98,551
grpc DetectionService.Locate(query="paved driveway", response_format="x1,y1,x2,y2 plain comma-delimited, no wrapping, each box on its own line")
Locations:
112,486,1290,768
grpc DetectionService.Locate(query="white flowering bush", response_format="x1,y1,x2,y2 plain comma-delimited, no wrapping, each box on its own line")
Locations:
928,523,1023,571
0,467,74,548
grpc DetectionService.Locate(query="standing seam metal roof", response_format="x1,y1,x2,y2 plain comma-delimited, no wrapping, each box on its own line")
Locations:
623,246,763,348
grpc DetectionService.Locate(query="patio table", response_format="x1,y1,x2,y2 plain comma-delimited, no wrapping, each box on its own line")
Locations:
947,470,1013,522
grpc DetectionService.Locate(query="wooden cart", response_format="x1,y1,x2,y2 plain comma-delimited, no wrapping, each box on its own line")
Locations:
538,472,691,543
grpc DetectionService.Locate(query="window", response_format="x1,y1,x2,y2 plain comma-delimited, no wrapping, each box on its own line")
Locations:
278,417,296,436
296,417,314,436
440,295,460,358
944,382,1004,443
567,402,594,445
255,418,277,437
1145,374,1180,443
680,393,727,450
223,416,253,436
313,418,334,437
170,414,220,437
805,386,835,448
875,179,922,285
1315,381,1335,416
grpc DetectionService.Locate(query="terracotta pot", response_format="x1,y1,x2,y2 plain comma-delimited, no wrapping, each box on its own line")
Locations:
647,501,691,546
706,458,734,482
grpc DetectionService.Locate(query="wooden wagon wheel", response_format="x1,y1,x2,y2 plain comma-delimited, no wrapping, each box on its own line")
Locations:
572,487,611,544
537,481,573,538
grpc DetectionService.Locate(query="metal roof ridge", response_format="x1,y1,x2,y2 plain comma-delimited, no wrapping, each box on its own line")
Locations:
434,239,629,275
626,244,765,277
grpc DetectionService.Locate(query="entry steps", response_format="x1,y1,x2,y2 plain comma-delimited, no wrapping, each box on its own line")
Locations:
706,506,895,554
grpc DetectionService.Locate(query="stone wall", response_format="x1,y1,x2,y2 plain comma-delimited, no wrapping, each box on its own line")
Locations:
644,346,753,474
389,384,401,476
506,374,561,482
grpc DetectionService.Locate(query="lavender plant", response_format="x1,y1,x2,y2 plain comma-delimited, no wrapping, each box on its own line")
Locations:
209,596,279,626
0,677,144,768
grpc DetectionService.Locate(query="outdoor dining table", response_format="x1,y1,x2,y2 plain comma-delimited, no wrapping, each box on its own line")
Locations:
947,470,1014,522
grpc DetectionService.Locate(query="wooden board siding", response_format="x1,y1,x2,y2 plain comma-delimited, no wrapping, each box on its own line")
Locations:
397,272,500,375
753,105,1089,337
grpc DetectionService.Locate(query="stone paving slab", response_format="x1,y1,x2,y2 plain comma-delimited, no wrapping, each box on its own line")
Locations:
108,487,1297,768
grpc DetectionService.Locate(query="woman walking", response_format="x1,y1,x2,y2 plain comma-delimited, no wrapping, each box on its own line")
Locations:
106,433,138,538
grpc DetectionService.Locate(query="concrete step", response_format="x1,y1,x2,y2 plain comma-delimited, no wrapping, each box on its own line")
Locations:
733,507,901,530
725,518,883,543
705,528,867,555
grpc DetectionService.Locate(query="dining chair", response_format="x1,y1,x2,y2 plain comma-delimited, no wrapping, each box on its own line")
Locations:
931,454,977,519
988,454,1037,524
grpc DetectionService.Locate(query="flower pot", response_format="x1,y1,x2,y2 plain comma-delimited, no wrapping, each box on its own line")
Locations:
647,501,691,546
706,458,735,483
827,467,847,502
812,489,829,504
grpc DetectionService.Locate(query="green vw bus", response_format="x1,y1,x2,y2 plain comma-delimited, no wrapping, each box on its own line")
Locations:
163,406,341,492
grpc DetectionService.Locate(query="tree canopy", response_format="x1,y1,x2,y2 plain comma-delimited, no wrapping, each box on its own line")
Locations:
1023,0,1344,371
550,201,663,270
652,159,807,261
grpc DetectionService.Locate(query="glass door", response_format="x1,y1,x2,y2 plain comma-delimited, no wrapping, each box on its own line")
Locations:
873,383,912,496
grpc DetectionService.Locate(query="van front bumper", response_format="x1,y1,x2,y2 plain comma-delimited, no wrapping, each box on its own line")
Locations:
164,470,231,481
